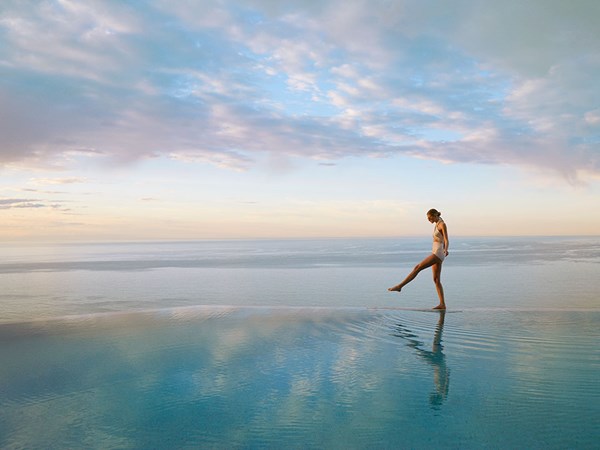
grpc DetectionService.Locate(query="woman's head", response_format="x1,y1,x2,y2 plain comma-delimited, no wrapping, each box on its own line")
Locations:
427,208,441,222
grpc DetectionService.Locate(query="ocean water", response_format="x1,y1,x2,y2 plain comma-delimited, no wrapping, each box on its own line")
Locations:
1,236,598,322
1,237,599,448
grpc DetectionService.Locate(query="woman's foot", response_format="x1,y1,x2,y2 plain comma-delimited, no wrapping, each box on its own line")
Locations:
433,304,446,310
388,285,402,292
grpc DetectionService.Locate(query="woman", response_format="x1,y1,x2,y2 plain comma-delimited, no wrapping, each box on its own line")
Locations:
388,209,449,310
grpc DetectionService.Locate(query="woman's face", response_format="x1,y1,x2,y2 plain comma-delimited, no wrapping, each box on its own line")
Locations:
427,214,437,223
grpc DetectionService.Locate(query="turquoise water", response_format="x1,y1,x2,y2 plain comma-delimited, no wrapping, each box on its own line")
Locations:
1,237,599,448
1,307,598,449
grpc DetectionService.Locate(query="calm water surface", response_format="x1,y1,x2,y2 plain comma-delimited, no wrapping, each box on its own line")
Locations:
0,238,599,448
1,307,598,449
1,237,598,322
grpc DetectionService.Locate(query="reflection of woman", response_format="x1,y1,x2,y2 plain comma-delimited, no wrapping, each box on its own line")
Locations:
388,209,449,310
428,311,449,406
393,311,449,408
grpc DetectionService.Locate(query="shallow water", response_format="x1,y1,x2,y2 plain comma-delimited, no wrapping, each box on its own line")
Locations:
1,307,598,449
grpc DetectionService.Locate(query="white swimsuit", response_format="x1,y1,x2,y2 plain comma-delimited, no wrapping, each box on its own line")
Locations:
432,219,446,262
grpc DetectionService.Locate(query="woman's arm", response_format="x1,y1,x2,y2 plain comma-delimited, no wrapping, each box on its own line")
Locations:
440,222,449,256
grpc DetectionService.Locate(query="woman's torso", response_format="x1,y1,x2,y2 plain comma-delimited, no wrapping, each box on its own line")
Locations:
433,218,444,243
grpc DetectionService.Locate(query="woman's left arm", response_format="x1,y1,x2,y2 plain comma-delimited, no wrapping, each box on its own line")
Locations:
440,222,449,256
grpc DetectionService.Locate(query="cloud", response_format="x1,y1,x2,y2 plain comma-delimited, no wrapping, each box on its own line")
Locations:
21,188,67,194
0,0,598,180
0,197,71,211
31,177,87,185
0,198,44,209
0,198,37,205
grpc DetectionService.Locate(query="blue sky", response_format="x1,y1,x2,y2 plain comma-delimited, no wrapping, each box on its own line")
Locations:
1,0,599,241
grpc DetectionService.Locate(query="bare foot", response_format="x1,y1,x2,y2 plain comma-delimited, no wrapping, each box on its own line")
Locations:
388,285,402,292
433,304,446,310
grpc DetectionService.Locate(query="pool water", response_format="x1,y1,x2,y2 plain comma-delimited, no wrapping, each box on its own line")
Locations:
1,306,598,449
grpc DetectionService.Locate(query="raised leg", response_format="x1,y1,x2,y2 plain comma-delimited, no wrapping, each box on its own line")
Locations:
388,254,440,292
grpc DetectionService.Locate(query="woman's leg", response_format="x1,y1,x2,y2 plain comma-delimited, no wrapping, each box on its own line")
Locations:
432,262,446,309
388,254,440,292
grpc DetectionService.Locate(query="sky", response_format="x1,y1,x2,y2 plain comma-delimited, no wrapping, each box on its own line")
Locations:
1,0,599,241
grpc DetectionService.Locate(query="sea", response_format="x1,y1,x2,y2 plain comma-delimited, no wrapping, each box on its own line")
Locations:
1,237,599,448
